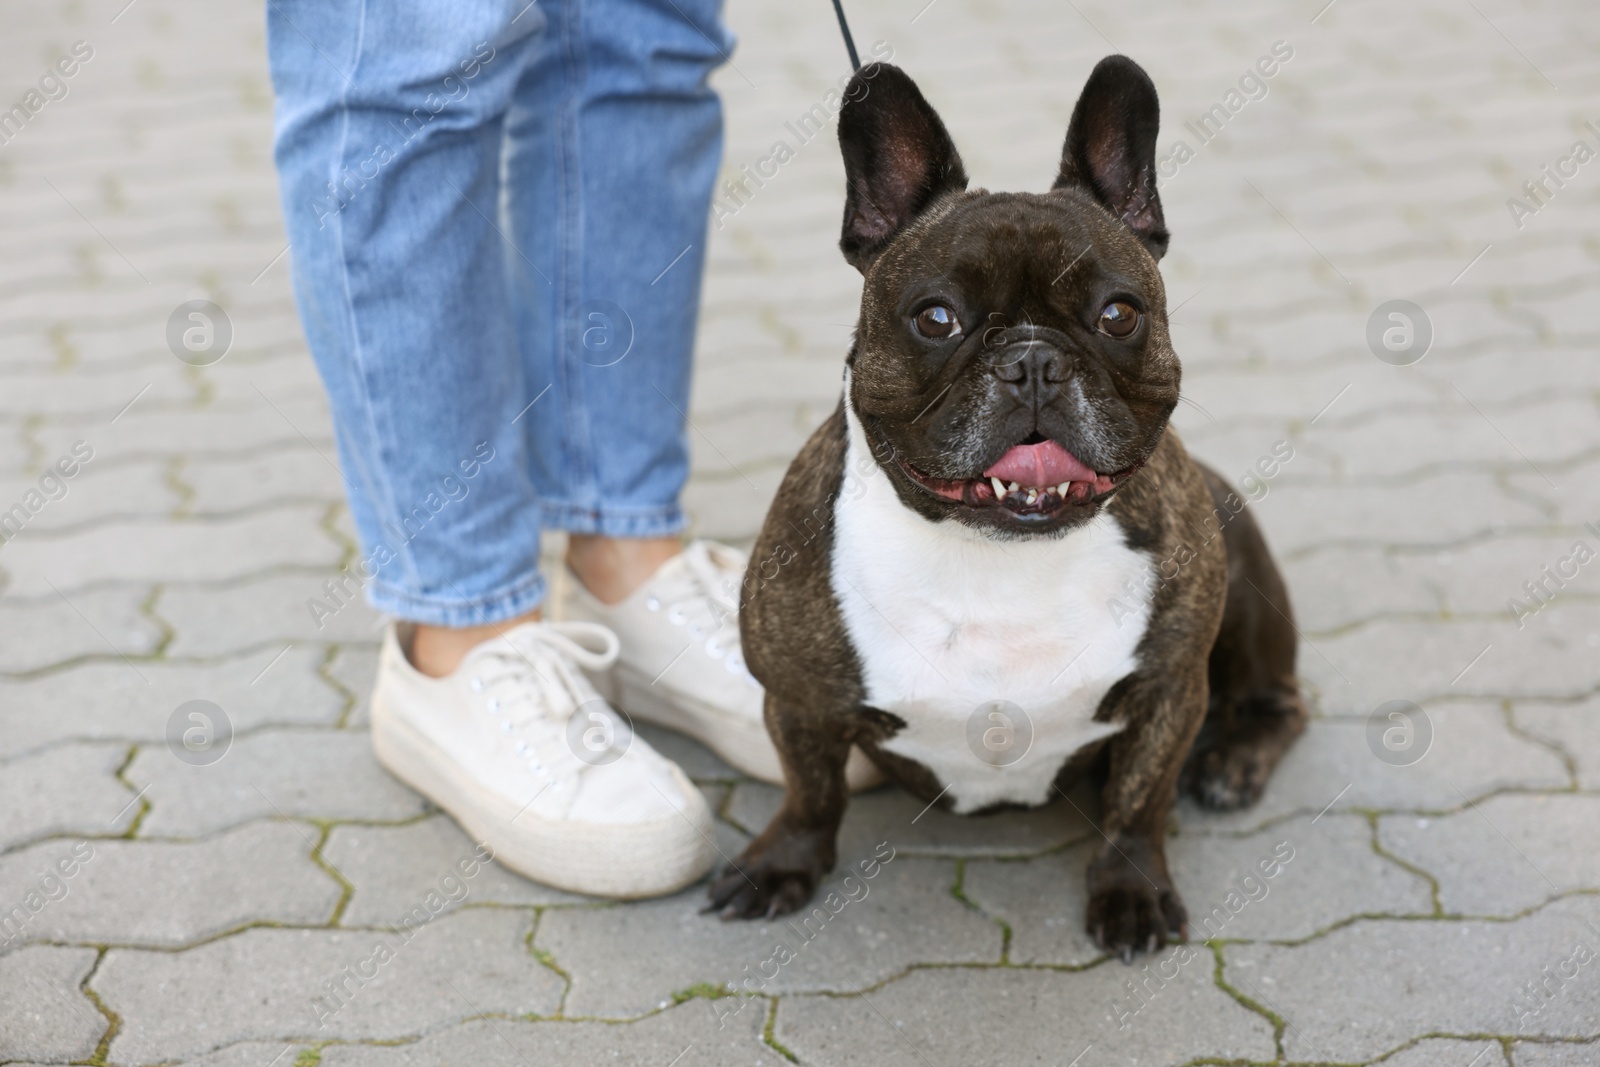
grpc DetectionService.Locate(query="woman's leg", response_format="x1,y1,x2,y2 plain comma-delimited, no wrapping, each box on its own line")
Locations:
501,0,732,579
269,0,550,642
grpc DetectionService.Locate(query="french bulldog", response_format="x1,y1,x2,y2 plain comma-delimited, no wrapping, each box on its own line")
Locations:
708,55,1306,959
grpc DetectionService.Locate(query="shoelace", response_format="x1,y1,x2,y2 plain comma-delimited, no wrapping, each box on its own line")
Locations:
465,621,624,785
644,541,758,684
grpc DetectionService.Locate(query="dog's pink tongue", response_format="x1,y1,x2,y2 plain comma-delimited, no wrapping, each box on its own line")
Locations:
983,440,1097,487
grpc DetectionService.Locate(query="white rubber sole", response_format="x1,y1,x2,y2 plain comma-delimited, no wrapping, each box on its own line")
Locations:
370,691,715,899
607,664,886,792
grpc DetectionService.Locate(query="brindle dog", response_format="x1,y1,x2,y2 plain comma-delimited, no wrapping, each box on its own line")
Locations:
708,56,1305,959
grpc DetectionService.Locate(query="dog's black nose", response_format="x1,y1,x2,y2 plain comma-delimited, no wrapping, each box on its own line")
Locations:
989,339,1070,388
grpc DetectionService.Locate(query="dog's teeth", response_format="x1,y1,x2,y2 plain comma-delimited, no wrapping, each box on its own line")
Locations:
990,476,1006,499
1008,481,1019,492
1058,482,1070,496
1025,488,1038,504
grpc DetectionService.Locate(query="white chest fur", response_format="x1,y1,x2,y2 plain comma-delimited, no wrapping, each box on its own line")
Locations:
830,401,1154,814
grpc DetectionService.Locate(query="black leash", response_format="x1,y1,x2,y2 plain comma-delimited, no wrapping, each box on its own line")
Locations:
830,0,861,72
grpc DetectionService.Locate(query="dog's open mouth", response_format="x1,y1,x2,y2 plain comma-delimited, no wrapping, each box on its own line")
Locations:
896,437,1144,516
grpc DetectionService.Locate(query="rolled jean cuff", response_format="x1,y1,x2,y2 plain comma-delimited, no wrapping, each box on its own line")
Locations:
538,500,687,539
365,568,549,629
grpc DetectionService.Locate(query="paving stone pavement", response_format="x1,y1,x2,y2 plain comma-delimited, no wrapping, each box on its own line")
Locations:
1,0,1598,1064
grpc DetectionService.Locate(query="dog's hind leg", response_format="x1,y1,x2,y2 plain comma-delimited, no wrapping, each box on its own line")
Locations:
1182,463,1308,810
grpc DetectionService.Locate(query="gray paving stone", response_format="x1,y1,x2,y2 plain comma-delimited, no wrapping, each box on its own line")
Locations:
1515,698,1600,790
0,945,103,1063
1285,533,1600,636
184,447,345,515
156,570,386,658
0,821,339,948
31,397,334,465
95,908,563,1063
1376,1039,1510,1067
959,843,1103,966
158,1040,318,1067
688,403,834,482
324,814,583,925
0,741,138,851
318,1002,771,1067
1417,533,1600,620
1172,708,1569,834
202,353,328,408
0,583,163,674
726,779,1096,860
1280,544,1443,635
1514,1039,1600,1066
775,959,1276,1067
321,1004,771,1062
0,457,182,530
1255,471,1550,557
1305,396,1600,481
634,720,743,782
0,505,342,597
1380,794,1600,916
681,471,786,545
328,643,381,727
1179,364,1442,434
0,645,342,760
964,814,1428,963
1305,608,1600,713
535,854,998,1018
124,727,427,837
1176,423,1342,485
0,366,192,418
1507,452,1600,525
1227,896,1600,1063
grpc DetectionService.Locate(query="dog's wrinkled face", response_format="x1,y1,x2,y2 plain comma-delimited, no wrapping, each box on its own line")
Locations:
839,57,1180,537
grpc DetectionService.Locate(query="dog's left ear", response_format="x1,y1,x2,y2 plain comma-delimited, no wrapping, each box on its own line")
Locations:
1054,55,1169,260
837,63,969,272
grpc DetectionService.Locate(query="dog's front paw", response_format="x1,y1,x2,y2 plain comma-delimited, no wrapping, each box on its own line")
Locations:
704,834,830,920
1086,870,1187,962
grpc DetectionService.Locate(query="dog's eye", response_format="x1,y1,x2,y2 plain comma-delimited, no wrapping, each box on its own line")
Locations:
1098,301,1142,339
913,305,961,339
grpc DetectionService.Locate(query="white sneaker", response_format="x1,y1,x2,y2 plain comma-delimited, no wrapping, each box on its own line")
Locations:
562,540,884,792
369,620,716,899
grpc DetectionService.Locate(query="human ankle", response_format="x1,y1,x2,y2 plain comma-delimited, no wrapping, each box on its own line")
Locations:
408,609,541,678
567,534,680,606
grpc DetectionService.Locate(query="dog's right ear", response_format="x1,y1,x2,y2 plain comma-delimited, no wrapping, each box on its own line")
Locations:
837,63,968,273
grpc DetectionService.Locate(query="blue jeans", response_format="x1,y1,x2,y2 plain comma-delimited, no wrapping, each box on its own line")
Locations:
267,0,731,627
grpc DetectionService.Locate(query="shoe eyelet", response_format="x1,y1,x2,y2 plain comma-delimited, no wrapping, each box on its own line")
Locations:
470,677,485,692
688,623,705,640
500,721,513,733
645,595,661,611
706,637,724,658
515,740,530,755
486,699,501,714
668,607,687,626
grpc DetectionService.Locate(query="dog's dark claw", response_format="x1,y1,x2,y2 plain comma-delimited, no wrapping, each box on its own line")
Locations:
1087,878,1188,963
703,846,824,922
